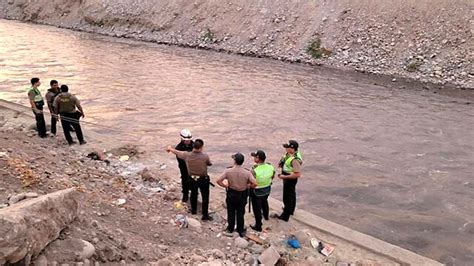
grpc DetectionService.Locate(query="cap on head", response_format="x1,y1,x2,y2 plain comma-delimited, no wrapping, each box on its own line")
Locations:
232,152,245,165
180,128,192,139
283,140,299,150
250,150,266,161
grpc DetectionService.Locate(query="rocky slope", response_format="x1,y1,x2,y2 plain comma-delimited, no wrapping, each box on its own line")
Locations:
0,0,472,89
0,105,398,265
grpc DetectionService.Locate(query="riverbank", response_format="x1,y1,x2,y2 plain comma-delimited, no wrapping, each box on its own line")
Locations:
0,0,472,89
0,102,441,265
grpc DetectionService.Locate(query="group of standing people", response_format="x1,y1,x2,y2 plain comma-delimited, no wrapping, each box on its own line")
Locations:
27,77,86,145
27,76,302,237
167,129,302,237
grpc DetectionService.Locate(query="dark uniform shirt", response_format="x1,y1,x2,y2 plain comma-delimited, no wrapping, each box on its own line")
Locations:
217,165,256,191
53,92,80,113
175,140,194,177
175,151,212,177
45,88,60,112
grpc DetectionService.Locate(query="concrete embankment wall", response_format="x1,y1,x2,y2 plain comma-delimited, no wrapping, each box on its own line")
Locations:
0,0,472,88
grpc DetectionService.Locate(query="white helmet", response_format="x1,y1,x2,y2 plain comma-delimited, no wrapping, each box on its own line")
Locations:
180,128,192,139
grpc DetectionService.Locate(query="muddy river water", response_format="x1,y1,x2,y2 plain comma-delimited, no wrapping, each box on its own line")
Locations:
1,20,473,264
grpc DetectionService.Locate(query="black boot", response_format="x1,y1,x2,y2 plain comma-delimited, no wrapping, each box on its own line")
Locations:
250,224,262,232
182,194,189,203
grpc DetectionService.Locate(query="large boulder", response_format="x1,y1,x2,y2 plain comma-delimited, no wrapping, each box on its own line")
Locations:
42,238,95,261
0,188,78,264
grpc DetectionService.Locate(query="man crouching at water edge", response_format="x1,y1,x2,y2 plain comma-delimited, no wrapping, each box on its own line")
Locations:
27,77,47,138
217,153,257,237
166,139,213,221
53,85,86,146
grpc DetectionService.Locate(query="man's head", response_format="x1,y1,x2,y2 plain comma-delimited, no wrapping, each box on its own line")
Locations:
31,78,40,87
232,152,245,166
283,140,299,154
60,85,69,93
50,80,59,90
251,150,266,163
180,128,192,145
193,139,204,151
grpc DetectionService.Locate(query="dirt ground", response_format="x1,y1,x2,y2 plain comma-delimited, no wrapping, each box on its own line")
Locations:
0,0,472,89
0,105,400,265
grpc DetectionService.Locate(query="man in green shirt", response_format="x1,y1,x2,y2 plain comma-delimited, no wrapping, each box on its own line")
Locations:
27,77,47,138
276,140,302,222
249,150,275,232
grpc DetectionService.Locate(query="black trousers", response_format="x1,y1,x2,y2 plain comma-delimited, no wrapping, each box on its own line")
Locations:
51,113,74,135
32,104,46,138
60,111,84,144
50,114,57,135
181,175,190,200
282,178,298,219
190,176,210,217
226,189,248,233
250,189,270,228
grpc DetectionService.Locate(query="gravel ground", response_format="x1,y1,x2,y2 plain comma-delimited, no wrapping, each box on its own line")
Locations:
0,105,399,265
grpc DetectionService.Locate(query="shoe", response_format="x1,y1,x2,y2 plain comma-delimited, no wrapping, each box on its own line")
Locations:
182,195,189,203
79,140,87,145
223,229,234,237
68,141,77,146
190,210,197,215
201,215,213,221
250,224,262,232
276,214,289,222
238,231,246,238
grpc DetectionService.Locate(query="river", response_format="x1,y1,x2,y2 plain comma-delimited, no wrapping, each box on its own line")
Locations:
0,19,473,264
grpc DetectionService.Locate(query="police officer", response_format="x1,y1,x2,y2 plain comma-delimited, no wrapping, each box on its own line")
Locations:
46,80,75,136
53,85,86,145
217,153,257,237
27,77,47,138
276,140,302,222
45,80,60,135
175,129,194,202
167,139,213,221
249,150,275,231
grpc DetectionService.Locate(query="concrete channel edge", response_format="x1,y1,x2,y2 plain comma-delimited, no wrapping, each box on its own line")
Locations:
267,197,442,265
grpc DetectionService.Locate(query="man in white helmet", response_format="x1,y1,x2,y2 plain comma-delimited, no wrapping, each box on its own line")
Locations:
175,129,194,202
166,139,213,221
